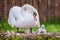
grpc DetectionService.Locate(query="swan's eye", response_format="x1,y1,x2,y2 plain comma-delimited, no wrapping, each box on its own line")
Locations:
33,12,37,16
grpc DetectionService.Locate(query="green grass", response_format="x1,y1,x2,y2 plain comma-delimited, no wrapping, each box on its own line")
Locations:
0,19,60,33
40,20,60,33
0,20,60,40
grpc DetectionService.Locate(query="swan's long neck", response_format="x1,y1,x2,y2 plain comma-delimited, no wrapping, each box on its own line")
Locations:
21,4,38,14
21,4,40,27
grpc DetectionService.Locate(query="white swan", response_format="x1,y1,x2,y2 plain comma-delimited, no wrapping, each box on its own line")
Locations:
37,24,47,34
8,4,40,33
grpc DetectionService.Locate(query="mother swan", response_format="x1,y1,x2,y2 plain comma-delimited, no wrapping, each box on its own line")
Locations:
8,4,40,33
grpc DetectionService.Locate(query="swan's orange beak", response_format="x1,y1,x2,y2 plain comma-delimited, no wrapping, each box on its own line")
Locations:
33,15,36,20
33,13,37,21
33,13,37,20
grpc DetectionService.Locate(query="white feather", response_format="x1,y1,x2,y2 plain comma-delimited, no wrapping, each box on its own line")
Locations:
8,4,40,32
37,24,47,34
